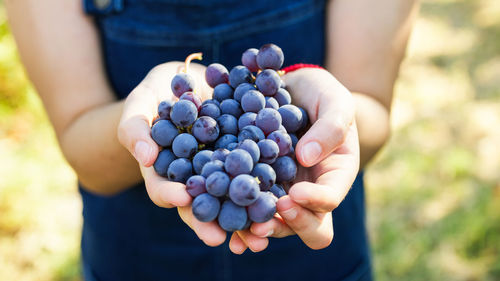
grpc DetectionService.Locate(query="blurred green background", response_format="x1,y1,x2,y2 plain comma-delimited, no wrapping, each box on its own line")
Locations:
1,0,499,280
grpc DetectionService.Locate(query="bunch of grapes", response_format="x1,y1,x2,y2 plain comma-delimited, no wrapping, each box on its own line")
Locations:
151,44,308,232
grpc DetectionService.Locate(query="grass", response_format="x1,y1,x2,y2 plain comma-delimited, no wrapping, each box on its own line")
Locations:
0,0,499,280
366,0,500,280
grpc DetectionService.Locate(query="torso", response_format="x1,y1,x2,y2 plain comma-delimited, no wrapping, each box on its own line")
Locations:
81,1,372,280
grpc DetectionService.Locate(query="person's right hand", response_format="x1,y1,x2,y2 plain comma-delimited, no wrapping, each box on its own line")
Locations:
117,62,228,246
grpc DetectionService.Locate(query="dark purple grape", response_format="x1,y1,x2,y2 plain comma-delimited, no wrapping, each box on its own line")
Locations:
267,130,292,156
192,116,220,144
298,106,309,131
170,100,198,128
238,112,257,130
224,149,253,177
153,149,175,177
205,171,230,197
256,43,284,70
233,83,256,102
229,174,260,206
192,150,213,175
218,200,248,232
167,158,193,183
251,163,276,191
216,114,238,135
289,133,299,148
229,65,253,88
241,48,259,72
171,73,195,98
172,133,198,158
272,156,297,183
257,139,280,164
241,90,265,113
179,91,202,111
151,119,179,147
238,125,265,143
213,83,233,102
205,63,229,88
200,160,224,178
270,184,286,198
226,142,238,151
287,146,296,159
255,69,281,96
220,99,243,118
265,97,279,109
274,88,291,106
248,192,277,223
256,108,282,135
278,104,303,133
211,148,230,162
214,134,238,149
158,100,174,119
238,139,260,164
192,193,220,222
186,175,207,197
199,103,221,119
202,99,220,107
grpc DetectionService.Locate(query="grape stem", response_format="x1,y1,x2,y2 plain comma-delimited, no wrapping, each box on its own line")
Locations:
177,52,203,74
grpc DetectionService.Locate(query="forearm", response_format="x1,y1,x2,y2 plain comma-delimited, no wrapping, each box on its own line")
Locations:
6,0,138,195
324,0,419,168
60,100,143,195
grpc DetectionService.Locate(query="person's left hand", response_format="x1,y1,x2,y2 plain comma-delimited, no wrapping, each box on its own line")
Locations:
228,68,360,253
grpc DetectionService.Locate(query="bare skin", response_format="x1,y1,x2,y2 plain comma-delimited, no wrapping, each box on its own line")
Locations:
6,0,419,253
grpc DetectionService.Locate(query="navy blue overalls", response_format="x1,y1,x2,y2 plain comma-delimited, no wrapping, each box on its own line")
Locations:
81,0,372,280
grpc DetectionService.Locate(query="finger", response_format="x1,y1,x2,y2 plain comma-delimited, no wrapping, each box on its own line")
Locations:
178,206,227,247
117,85,162,167
141,166,192,208
289,124,360,212
250,216,295,238
229,233,247,255
235,230,269,253
284,69,355,167
277,195,334,250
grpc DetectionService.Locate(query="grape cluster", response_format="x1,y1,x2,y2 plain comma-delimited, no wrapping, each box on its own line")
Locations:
151,44,308,232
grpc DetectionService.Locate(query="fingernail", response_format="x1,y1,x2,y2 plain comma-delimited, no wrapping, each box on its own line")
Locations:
301,141,322,165
281,207,297,221
135,141,152,166
264,229,274,237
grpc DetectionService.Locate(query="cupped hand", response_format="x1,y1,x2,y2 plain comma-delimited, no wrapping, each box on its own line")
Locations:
117,62,228,246
232,68,360,252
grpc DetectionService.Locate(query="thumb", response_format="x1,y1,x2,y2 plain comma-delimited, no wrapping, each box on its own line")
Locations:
118,89,160,167
295,85,355,167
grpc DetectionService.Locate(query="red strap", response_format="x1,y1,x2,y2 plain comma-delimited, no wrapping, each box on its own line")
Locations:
281,63,324,74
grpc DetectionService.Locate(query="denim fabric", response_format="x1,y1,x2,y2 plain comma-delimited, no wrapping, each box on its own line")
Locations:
80,0,372,280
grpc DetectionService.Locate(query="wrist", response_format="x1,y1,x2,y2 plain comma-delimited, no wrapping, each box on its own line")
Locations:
282,67,335,91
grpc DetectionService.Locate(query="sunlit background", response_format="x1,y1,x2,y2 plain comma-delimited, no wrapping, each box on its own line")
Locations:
1,0,499,280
